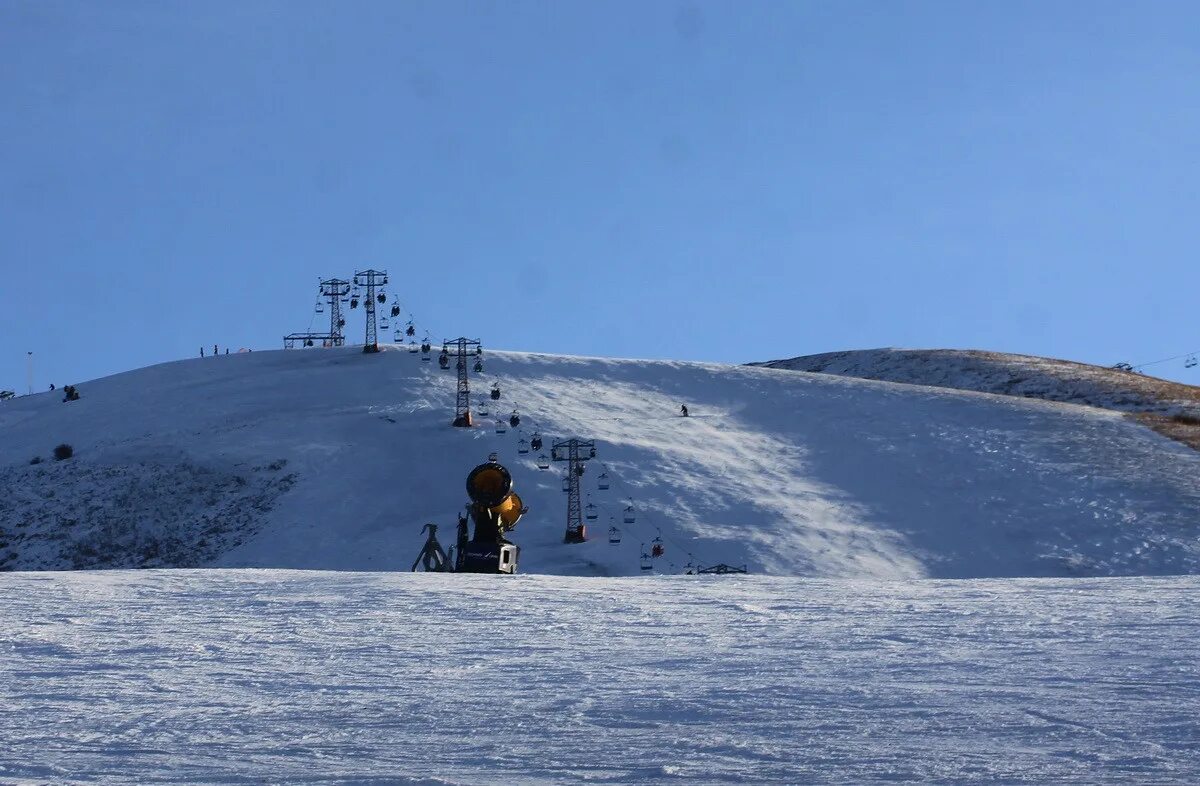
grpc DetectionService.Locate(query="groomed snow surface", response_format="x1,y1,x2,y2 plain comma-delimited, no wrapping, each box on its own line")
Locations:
3,345,1200,578
2,570,1198,785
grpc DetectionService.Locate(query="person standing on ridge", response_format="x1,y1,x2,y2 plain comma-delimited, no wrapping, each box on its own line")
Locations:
680,404,689,417
213,344,218,356
200,346,205,357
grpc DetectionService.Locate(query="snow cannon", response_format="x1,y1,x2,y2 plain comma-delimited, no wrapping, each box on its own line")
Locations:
459,461,526,574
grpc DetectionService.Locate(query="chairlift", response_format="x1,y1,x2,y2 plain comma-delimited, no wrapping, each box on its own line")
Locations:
585,499,598,521
478,398,490,417
536,454,550,470
575,464,585,477
391,305,400,318
408,340,419,353
394,329,403,342
377,292,386,304
490,384,501,401
488,452,498,463
495,420,507,435
1187,354,1198,369
406,322,415,337
315,301,325,314
337,318,346,328
518,438,529,454
439,352,450,370
350,297,359,309
623,503,635,524
304,338,313,347
640,547,653,571
474,360,484,373
380,317,390,330
509,411,520,428
598,472,610,491
651,535,664,558
530,434,543,452
609,524,621,544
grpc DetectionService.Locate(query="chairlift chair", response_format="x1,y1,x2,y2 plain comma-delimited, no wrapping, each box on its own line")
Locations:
495,420,507,435
315,301,325,314
640,547,653,571
585,501,598,521
474,360,484,373
478,398,490,417
391,305,400,317
510,412,520,428
491,384,501,401
406,323,416,337
609,524,621,544
530,434,543,452
380,317,390,330
1187,354,1198,369
536,454,550,470
651,535,664,558
350,297,359,309
408,340,419,353
598,472,610,491
394,329,403,342
518,439,529,454
623,503,636,524
488,452,498,463
377,292,386,304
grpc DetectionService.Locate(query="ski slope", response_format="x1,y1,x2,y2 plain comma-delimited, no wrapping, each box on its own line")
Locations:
2,345,1200,577
2,569,1198,785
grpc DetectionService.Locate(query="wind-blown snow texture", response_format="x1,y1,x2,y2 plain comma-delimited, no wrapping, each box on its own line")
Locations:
1,570,1198,785
2,346,1200,577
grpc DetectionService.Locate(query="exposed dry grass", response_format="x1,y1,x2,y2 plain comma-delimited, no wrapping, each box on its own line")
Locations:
1134,413,1200,451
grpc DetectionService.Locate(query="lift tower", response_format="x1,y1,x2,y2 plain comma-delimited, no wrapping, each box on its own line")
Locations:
353,269,388,353
444,337,482,427
552,437,597,543
319,277,350,346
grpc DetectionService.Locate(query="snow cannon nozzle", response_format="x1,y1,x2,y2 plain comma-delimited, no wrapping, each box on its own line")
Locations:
466,463,512,508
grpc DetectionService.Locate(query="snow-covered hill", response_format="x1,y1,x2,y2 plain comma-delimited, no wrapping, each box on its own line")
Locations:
2,569,1198,785
3,345,1200,578
752,348,1200,416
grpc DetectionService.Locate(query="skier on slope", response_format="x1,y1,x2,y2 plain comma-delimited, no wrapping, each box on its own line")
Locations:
680,404,689,417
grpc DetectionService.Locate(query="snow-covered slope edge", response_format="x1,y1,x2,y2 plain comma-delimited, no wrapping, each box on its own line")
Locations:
3,346,1200,578
751,348,1200,416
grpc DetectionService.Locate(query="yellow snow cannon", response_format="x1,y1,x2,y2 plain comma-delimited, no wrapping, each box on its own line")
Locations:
460,461,527,573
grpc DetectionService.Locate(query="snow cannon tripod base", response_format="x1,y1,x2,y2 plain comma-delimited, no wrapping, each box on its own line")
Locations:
457,460,528,574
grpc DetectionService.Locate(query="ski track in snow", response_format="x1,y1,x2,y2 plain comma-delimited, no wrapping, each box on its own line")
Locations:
1,570,1198,785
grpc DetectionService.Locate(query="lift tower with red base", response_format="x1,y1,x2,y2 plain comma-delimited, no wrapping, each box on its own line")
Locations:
552,437,597,543
444,337,482,427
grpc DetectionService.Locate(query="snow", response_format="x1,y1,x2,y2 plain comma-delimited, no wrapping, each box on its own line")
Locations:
3,345,1200,577
1,569,1198,785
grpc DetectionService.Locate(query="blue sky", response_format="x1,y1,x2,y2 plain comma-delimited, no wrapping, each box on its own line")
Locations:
2,0,1199,391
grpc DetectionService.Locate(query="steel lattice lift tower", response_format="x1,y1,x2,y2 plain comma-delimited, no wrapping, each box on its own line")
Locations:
444,337,482,427
319,277,350,346
552,437,597,543
353,268,388,353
